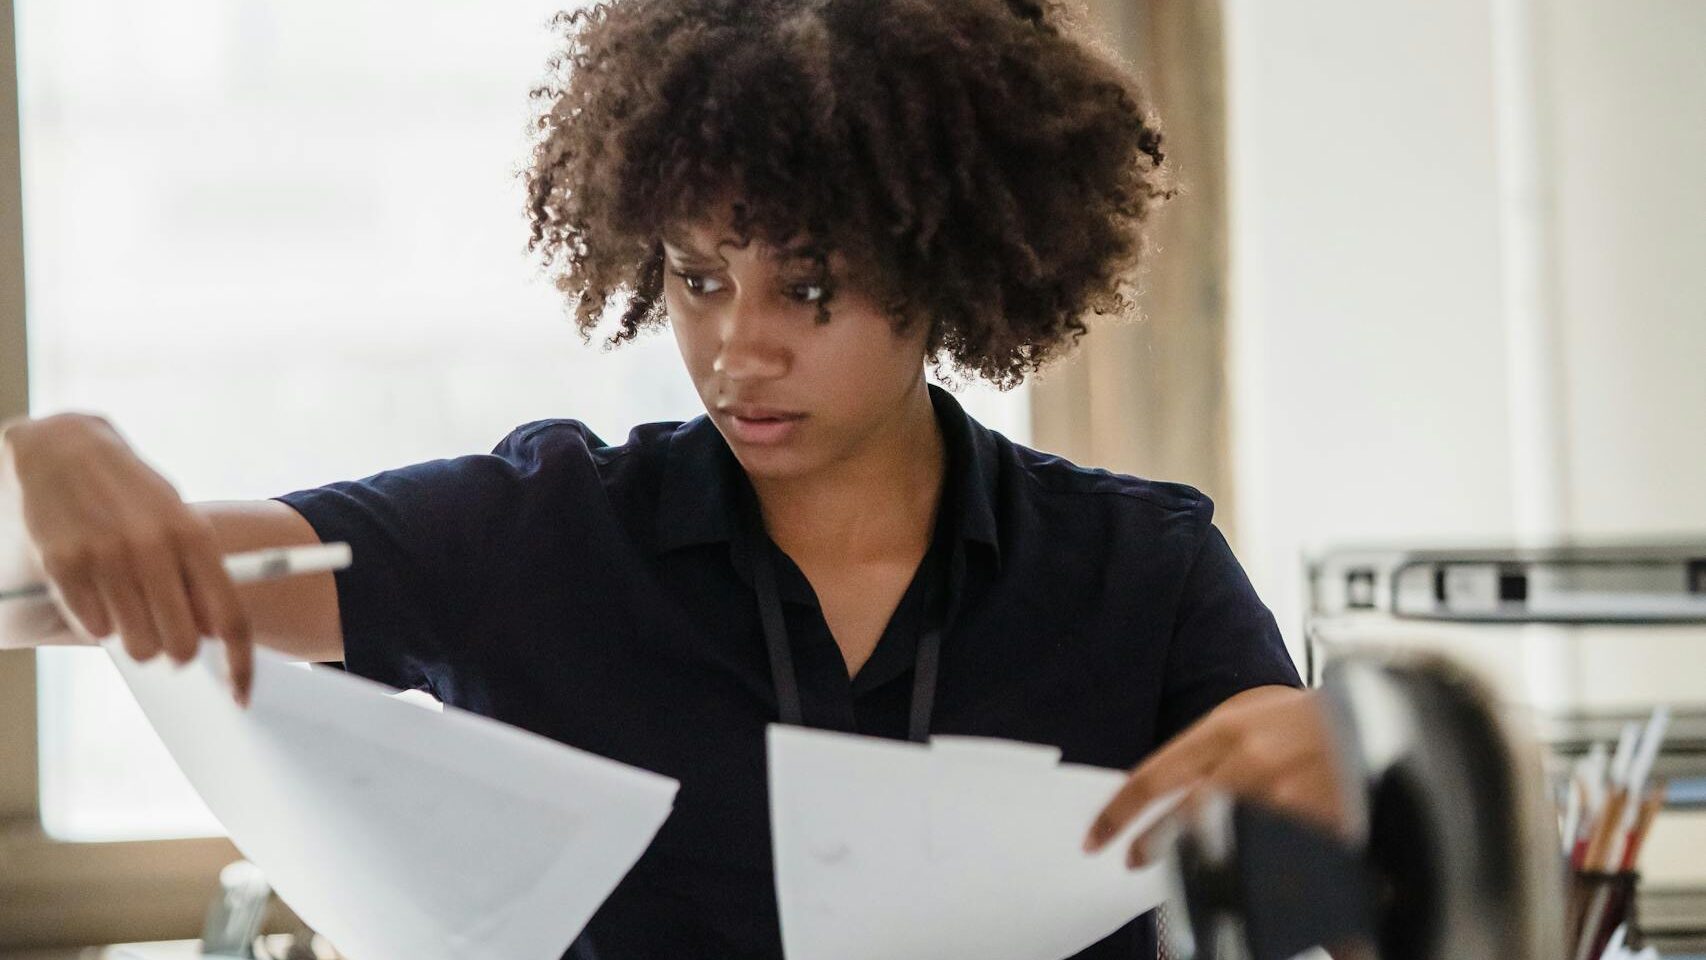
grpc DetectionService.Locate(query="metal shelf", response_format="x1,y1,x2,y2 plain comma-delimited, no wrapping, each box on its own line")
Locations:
1308,541,1706,625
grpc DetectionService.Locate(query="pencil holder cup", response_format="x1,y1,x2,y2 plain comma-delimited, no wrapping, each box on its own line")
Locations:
1568,870,1641,960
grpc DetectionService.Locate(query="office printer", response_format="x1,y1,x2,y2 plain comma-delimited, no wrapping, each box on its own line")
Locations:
1157,649,1564,960
1213,542,1706,959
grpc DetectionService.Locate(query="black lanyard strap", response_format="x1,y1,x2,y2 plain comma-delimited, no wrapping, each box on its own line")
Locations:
744,486,956,744
750,519,805,727
906,622,944,744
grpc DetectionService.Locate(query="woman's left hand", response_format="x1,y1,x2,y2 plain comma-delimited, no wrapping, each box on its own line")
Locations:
1081,685,1348,867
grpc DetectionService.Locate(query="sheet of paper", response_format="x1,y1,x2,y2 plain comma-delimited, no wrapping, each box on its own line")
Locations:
769,726,1179,960
107,639,677,960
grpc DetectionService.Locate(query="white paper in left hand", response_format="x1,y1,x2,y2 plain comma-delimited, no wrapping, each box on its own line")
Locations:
770,726,1180,960
106,639,678,960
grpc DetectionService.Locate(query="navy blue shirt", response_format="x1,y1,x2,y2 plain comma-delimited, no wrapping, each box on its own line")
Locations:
276,384,1299,959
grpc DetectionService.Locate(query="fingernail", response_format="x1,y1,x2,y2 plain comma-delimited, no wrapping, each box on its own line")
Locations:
1083,820,1108,853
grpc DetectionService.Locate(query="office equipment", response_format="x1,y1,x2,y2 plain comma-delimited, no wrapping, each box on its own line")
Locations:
200,861,272,959
0,542,353,602
1307,541,1706,955
1564,707,1673,960
768,727,1181,960
1308,543,1706,625
1159,651,1563,960
105,637,678,960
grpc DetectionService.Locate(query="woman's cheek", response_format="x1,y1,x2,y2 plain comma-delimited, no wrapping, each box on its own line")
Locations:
664,300,707,358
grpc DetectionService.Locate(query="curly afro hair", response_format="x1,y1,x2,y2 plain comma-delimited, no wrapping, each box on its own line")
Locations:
523,0,1169,388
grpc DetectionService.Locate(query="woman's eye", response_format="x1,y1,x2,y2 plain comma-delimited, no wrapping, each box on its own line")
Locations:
670,270,824,305
788,283,826,304
672,271,724,296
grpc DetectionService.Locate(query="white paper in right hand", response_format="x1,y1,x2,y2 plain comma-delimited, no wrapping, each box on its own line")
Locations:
108,639,678,960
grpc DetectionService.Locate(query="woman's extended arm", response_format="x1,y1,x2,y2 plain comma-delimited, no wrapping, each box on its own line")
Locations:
0,414,345,703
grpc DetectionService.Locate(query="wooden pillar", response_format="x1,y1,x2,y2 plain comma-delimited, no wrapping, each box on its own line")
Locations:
1031,0,1238,542
0,0,42,834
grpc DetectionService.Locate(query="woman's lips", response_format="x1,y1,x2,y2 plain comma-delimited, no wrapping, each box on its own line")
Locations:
721,408,807,446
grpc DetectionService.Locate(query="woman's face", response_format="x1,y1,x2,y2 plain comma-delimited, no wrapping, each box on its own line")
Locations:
662,203,931,482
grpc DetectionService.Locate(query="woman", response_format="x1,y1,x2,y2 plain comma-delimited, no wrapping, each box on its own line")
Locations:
0,0,1342,956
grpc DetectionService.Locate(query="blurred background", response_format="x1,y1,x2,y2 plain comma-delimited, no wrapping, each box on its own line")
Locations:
0,0,1701,954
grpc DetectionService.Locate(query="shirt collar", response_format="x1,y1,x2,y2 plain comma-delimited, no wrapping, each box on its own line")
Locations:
653,383,1001,567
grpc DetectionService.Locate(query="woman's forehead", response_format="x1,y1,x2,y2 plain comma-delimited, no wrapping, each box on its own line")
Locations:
661,218,822,263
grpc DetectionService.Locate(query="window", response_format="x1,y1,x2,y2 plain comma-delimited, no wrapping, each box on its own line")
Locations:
17,0,1029,842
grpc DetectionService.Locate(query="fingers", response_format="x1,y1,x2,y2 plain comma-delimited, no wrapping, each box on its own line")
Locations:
1126,782,1213,868
10,416,251,696
38,547,112,639
1088,688,1341,867
1084,719,1231,852
35,512,256,707
99,571,163,663
178,520,254,707
58,578,113,640
184,557,254,708
1194,695,1342,831
77,524,255,708
133,536,202,665
1263,769,1348,837
222,628,255,709
222,629,255,709
1265,772,1321,816
1197,720,1317,796
1116,730,1295,865
95,519,255,707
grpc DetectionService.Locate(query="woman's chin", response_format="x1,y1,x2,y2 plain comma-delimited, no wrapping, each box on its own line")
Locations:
724,440,822,484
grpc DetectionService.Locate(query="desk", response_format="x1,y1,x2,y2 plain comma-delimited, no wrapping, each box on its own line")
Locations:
6,936,1706,960
0,941,195,960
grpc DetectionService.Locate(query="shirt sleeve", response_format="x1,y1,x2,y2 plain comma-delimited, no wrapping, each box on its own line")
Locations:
1156,517,1302,741
271,427,555,694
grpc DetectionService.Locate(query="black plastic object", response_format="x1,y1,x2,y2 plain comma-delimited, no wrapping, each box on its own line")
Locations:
1172,801,1375,960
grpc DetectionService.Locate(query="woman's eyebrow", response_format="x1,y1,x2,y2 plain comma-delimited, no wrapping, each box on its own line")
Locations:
662,233,821,265
664,245,725,266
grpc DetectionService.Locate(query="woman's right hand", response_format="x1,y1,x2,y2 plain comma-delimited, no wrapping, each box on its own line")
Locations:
2,413,254,705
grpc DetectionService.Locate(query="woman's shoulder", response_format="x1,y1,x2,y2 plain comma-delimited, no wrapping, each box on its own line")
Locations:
481,417,703,522
479,417,707,494
492,416,685,462
997,435,1214,520
968,433,1223,579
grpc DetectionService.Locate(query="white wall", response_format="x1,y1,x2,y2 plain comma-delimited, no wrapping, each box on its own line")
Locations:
1224,0,1515,645
1222,0,1706,652
1545,1,1706,537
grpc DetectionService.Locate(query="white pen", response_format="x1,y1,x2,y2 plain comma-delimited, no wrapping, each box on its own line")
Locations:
0,542,352,603
1608,721,1640,788
1624,704,1672,803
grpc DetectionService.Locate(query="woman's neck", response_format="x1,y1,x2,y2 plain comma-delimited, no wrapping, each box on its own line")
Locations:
751,381,945,564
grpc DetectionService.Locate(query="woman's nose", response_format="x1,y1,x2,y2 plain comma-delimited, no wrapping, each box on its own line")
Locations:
711,303,790,382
